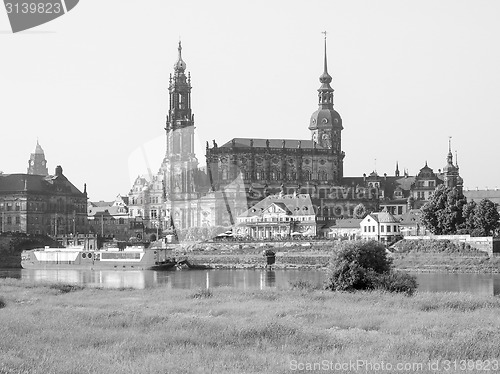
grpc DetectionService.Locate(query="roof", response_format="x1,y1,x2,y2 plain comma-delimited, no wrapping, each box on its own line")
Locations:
330,218,362,229
464,189,500,204
0,173,84,196
87,204,128,217
238,193,315,218
220,138,324,150
90,201,113,208
397,209,421,225
365,212,398,224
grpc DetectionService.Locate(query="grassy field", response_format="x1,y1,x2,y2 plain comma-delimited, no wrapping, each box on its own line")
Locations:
1,279,500,373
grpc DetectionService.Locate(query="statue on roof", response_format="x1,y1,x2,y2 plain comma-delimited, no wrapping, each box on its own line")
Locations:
266,139,270,148
212,140,217,148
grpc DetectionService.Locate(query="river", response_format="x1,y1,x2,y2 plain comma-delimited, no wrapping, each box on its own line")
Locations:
1,268,500,295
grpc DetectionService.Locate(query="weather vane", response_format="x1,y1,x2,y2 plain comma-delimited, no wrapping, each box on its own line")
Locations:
322,30,327,40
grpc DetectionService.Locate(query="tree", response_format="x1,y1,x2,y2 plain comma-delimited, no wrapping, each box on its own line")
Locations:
420,185,467,234
460,200,477,234
353,203,367,219
421,185,500,237
473,199,500,237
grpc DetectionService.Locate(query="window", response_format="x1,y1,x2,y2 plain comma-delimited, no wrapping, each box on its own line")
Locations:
394,225,398,232
151,210,157,219
7,217,12,224
364,226,367,232
372,226,375,232
7,203,12,211
387,225,391,232
381,225,384,232
398,206,403,215
15,217,20,224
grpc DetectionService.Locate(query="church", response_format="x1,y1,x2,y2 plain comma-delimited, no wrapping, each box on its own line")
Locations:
127,39,463,233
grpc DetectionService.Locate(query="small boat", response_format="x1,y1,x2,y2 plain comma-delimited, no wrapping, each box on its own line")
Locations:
20,245,177,270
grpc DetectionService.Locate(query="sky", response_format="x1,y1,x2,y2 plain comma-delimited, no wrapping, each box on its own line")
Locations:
1,0,500,201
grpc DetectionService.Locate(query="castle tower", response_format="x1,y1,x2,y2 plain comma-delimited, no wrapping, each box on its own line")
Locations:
308,32,344,183
27,140,48,176
443,137,462,191
160,41,199,200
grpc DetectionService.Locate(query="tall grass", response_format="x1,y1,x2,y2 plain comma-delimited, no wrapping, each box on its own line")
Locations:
1,279,500,373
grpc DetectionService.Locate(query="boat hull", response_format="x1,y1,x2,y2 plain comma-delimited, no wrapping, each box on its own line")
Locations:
20,247,177,271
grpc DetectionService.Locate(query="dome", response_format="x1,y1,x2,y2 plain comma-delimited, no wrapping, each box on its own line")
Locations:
174,41,186,72
319,71,332,84
309,108,342,130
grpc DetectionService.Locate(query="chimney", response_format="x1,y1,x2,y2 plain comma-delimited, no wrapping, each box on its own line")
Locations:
55,165,63,176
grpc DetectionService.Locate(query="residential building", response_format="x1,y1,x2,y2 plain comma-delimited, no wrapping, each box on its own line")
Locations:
235,193,318,240
360,212,400,243
327,218,362,240
87,195,131,240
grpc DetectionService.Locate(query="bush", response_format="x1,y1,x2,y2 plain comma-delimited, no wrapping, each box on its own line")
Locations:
324,241,418,295
191,288,213,299
392,239,481,254
289,279,318,291
49,284,84,293
0,296,6,309
369,271,418,296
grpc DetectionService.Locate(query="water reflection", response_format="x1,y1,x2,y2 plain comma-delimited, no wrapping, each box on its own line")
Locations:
1,269,500,295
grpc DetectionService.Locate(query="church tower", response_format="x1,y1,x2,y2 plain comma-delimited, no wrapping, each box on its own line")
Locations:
443,138,463,191
27,140,48,176
160,42,199,200
308,33,345,183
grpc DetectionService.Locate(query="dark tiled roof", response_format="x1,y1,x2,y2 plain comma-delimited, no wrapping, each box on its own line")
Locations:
220,138,323,150
0,173,84,195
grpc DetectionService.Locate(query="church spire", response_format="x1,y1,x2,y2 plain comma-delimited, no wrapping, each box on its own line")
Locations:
173,40,186,73
395,161,400,177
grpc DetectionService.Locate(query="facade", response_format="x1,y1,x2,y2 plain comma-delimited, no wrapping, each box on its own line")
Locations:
236,193,318,240
360,212,401,243
327,218,362,240
0,165,88,235
87,195,131,240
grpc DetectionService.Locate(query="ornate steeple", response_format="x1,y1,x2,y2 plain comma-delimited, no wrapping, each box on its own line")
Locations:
173,41,186,73
27,140,48,176
308,32,344,184
395,161,400,177
161,42,198,200
318,31,334,108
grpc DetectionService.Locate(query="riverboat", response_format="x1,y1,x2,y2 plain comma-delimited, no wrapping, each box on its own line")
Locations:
20,245,177,270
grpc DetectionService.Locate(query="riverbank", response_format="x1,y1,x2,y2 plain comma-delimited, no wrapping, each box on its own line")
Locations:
1,279,500,374
186,249,500,273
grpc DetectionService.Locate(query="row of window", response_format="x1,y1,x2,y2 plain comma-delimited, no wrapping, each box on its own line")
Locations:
221,170,333,181
363,225,399,233
242,216,313,223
